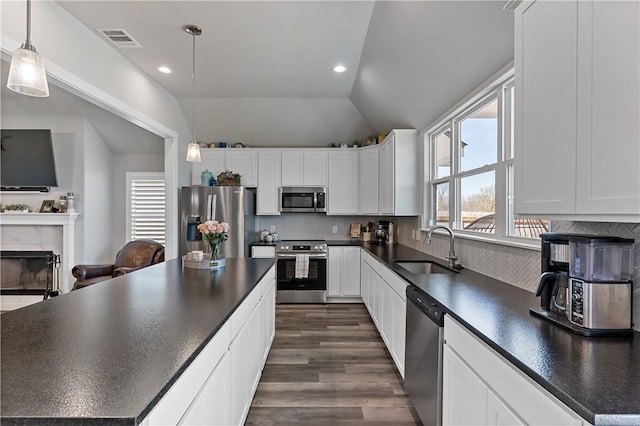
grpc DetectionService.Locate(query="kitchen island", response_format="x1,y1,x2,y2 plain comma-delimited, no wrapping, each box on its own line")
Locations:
1,257,276,425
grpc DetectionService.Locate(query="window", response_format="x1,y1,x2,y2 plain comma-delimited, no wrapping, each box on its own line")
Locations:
126,172,166,244
425,72,548,241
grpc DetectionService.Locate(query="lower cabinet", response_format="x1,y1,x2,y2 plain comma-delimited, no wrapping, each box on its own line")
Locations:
360,250,406,378
327,246,361,298
143,265,276,426
444,316,584,426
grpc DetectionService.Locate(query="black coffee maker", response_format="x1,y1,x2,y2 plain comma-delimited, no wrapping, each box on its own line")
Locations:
534,233,570,315
374,220,390,244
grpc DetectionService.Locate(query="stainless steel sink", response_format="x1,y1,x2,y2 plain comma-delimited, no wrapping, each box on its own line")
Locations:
394,261,452,275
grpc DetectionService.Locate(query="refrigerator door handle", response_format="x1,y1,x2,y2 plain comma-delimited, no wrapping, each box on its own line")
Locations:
206,194,212,221
212,194,217,221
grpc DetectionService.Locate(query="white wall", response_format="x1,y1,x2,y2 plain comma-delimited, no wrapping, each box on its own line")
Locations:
1,0,193,259
111,153,164,254
184,98,374,147
81,121,113,263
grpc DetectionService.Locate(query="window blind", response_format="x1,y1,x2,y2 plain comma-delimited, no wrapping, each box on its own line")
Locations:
127,173,165,245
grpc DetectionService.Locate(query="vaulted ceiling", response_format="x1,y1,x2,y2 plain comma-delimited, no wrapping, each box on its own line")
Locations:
3,1,514,151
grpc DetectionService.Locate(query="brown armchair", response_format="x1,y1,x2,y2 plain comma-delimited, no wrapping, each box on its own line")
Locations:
71,240,165,290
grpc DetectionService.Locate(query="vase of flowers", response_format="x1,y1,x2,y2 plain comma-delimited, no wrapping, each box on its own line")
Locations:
197,220,229,260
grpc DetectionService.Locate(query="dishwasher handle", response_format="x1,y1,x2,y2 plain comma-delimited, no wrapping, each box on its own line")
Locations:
407,285,445,327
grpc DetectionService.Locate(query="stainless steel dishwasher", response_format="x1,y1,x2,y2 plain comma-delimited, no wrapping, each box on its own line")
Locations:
405,285,445,426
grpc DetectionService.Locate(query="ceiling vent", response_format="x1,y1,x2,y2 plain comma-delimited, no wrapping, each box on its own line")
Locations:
97,28,142,48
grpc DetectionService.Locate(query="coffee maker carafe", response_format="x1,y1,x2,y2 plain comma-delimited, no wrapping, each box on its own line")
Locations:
534,233,570,317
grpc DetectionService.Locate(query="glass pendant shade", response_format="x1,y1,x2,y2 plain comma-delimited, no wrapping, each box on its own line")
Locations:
7,45,49,98
186,142,201,162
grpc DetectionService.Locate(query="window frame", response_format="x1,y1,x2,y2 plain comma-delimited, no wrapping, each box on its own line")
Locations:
422,67,544,249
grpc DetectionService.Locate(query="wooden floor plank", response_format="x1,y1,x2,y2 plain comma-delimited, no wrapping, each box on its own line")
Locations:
246,303,421,425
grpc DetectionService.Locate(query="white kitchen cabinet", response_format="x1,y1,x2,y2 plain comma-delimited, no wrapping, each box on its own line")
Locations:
327,151,359,214
443,345,488,426
143,267,275,426
359,250,406,377
226,150,258,187
327,246,361,298
257,151,281,215
444,315,584,426
192,150,226,185
378,129,419,216
191,149,258,187
514,0,640,221
358,147,379,214
178,354,231,426
251,245,276,258
281,150,328,186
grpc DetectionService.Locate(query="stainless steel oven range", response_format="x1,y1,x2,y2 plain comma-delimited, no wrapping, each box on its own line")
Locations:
276,240,327,303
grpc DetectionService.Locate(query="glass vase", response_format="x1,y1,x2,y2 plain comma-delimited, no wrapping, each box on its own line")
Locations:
208,241,222,260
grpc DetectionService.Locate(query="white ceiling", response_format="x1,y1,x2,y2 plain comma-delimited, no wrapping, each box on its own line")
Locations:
2,1,514,152
57,1,376,99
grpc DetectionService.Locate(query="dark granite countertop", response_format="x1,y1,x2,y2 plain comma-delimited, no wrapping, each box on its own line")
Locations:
361,242,640,425
251,239,376,247
1,257,275,425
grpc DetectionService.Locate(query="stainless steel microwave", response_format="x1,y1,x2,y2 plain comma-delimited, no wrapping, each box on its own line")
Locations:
279,187,326,213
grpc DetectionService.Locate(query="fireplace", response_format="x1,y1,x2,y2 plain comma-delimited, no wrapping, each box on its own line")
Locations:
0,251,59,297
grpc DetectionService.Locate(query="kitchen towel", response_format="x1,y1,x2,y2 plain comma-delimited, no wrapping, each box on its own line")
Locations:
295,254,310,279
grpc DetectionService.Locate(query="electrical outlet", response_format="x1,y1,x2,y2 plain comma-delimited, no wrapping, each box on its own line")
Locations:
270,225,276,233
411,230,416,240
415,229,421,240
332,225,338,234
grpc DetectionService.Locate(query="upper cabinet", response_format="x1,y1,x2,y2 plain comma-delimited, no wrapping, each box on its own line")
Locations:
379,129,419,216
281,150,328,187
257,151,281,215
328,150,359,214
358,147,380,215
514,0,640,222
191,149,258,187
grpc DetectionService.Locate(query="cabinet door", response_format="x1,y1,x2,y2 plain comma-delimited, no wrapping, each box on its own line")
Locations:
303,151,328,186
229,325,248,425
380,283,393,347
328,151,359,214
514,0,578,215
341,247,361,296
192,151,226,185
327,246,342,297
443,345,488,425
257,151,281,215
487,390,525,426
575,0,640,216
379,139,394,214
358,148,380,214
281,151,304,186
391,291,406,378
226,150,258,187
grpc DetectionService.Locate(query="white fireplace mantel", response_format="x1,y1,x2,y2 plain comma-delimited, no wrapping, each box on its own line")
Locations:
0,213,79,294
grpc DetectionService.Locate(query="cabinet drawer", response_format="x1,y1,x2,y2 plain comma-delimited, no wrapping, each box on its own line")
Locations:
252,246,276,258
444,316,583,425
230,285,261,339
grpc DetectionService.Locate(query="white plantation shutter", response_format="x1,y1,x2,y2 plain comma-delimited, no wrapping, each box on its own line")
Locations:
126,172,166,245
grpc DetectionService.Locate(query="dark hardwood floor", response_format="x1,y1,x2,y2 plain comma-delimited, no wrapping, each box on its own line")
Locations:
246,304,421,425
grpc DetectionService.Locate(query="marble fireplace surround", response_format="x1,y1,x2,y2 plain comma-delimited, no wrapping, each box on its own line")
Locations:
0,213,78,295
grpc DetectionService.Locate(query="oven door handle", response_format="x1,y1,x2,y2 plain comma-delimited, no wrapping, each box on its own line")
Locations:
276,254,327,259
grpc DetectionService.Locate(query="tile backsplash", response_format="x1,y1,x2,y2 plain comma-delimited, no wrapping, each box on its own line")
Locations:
395,217,640,332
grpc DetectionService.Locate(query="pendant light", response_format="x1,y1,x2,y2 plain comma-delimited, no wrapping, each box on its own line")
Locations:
185,25,202,162
6,0,49,97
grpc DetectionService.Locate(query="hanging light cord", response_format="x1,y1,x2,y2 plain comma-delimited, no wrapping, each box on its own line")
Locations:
24,0,34,50
191,29,196,144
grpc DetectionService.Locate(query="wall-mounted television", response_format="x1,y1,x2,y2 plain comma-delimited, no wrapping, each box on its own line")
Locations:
1,129,58,192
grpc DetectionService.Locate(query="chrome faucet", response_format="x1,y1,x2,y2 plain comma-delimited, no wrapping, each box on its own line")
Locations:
424,225,461,270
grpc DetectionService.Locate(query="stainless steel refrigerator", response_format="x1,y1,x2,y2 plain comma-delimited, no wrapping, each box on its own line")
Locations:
178,186,255,258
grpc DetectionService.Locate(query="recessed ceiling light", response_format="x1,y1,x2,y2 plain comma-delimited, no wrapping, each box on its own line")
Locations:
333,65,347,73
158,66,172,74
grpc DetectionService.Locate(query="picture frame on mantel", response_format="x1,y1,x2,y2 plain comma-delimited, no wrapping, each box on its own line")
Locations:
39,200,55,213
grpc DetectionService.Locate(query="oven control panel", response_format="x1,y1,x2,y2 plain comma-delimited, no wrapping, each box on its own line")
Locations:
276,241,327,255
